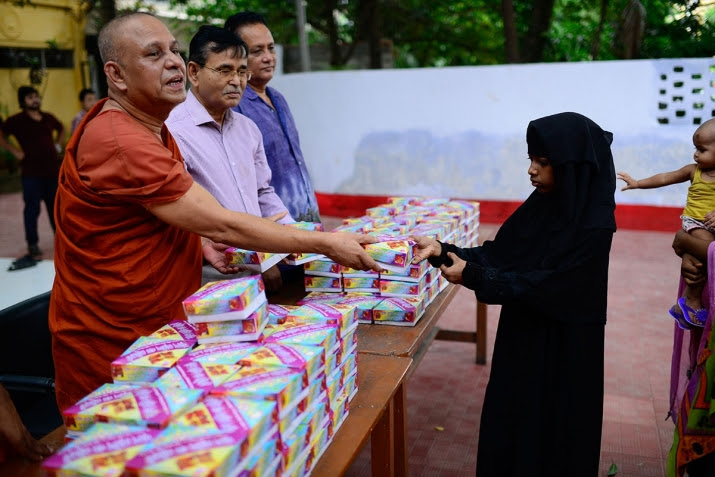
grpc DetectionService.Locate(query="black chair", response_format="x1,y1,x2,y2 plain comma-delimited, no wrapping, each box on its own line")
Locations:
0,291,62,438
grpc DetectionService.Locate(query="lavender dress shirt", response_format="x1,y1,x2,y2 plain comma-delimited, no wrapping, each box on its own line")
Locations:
167,89,291,223
234,86,320,222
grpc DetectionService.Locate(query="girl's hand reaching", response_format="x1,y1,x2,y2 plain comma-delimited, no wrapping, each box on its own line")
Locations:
439,252,466,285
410,235,442,263
616,171,639,191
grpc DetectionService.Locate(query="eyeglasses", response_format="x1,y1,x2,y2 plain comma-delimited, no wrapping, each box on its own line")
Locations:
202,65,252,81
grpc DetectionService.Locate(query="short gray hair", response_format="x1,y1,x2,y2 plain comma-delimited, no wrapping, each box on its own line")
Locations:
98,12,156,64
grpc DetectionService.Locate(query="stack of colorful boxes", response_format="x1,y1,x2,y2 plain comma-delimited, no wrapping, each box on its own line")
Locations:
300,196,480,326
182,276,269,344
46,274,359,477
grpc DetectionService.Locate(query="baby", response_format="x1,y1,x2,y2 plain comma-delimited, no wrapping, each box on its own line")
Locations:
618,118,715,328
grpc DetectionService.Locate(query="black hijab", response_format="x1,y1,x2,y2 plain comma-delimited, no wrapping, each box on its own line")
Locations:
481,112,616,271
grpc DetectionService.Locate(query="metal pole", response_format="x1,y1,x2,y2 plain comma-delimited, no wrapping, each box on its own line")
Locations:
295,0,311,71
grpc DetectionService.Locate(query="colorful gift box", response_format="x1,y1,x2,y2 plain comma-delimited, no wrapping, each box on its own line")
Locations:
62,383,140,436
379,275,427,297
303,259,341,278
224,248,288,272
341,276,380,293
285,303,358,340
329,393,350,439
194,302,269,344
234,436,280,477
267,304,300,324
124,427,245,477
211,365,305,420
148,320,197,342
238,343,325,386
94,386,203,430
153,360,240,392
182,276,266,321
111,337,194,384
336,294,383,324
304,275,342,292
42,423,159,477
263,321,339,358
178,342,259,365
361,239,414,274
297,292,346,306
172,395,277,459
380,260,429,282
373,296,425,326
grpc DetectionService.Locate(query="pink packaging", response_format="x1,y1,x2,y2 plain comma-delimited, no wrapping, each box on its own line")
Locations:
179,341,259,365
268,304,300,324
336,294,384,324
153,360,240,391
148,320,197,342
263,321,339,357
224,248,289,272
172,395,277,458
124,427,244,477
379,275,427,297
111,337,195,384
238,343,325,386
194,302,269,344
342,276,380,293
211,366,305,420
42,423,159,477
182,276,266,321
373,296,426,326
303,258,340,277
304,275,342,292
62,383,139,435
361,239,414,274
296,292,346,306
285,303,358,340
94,386,204,430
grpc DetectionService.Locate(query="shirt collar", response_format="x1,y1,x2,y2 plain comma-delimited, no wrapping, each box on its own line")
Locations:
185,89,234,127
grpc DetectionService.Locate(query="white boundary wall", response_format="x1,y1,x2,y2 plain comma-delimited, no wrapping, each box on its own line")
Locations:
269,57,714,208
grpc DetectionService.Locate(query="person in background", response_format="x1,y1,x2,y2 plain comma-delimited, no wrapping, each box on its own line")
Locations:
50,12,380,411
69,88,97,136
669,229,715,476
167,25,292,291
0,86,65,263
412,112,616,476
225,11,321,223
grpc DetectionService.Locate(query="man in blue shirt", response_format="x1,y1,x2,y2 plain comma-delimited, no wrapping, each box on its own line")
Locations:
225,11,321,223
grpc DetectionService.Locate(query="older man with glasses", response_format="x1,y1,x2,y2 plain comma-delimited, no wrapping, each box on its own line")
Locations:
226,11,321,224
167,25,292,291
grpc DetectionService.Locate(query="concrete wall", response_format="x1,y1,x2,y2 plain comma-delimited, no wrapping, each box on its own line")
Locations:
269,57,714,209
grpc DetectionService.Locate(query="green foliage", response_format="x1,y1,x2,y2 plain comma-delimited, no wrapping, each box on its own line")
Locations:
166,0,714,68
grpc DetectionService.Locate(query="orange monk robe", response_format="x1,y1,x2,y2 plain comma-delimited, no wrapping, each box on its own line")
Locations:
50,99,202,411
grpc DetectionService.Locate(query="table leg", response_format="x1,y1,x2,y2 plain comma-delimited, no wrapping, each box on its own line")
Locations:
371,399,395,477
393,382,408,476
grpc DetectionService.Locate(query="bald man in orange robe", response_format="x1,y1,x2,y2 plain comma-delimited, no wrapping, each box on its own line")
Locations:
50,12,381,411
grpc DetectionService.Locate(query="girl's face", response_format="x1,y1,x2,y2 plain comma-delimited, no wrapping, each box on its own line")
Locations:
528,155,555,194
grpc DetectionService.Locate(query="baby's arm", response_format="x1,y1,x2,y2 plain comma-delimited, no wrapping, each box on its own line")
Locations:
617,164,695,191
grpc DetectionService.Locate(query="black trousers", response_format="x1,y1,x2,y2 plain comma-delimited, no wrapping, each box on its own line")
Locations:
21,176,57,247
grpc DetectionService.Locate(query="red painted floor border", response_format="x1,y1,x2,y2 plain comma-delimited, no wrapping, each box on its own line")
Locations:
315,193,683,232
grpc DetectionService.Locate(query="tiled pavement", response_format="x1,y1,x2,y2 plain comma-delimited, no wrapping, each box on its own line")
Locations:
0,192,682,476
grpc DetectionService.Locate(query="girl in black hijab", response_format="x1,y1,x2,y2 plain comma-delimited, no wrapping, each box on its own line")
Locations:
412,112,616,476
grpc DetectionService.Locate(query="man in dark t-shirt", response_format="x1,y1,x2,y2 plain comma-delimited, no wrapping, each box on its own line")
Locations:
0,86,65,259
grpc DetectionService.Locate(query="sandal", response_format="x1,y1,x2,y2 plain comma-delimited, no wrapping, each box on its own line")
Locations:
7,254,38,272
678,297,708,327
669,303,695,330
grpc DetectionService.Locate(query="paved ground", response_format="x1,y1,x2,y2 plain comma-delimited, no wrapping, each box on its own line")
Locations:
0,192,681,476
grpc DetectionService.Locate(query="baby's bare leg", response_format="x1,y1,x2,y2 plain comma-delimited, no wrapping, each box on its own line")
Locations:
682,228,715,309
